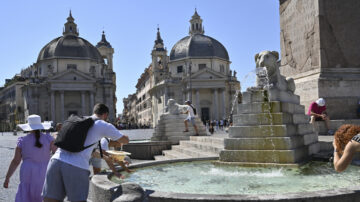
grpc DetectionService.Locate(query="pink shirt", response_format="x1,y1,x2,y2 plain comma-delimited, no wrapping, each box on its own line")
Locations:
307,102,326,115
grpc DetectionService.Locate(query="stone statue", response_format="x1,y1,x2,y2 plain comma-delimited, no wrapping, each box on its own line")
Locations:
254,51,295,93
166,99,188,115
47,65,54,76
233,70,237,77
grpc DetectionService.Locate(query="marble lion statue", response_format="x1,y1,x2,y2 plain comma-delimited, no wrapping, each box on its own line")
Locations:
254,50,295,93
166,99,188,115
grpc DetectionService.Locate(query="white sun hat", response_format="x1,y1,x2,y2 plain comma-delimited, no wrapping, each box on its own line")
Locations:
17,114,51,131
315,98,326,107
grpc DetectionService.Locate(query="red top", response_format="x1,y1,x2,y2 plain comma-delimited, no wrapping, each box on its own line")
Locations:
307,101,326,115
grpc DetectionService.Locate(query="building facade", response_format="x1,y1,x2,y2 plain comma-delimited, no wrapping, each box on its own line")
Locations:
125,10,240,127
0,12,117,130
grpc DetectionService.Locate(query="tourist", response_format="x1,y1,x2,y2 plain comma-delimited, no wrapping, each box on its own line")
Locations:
3,114,56,202
182,100,199,136
51,123,62,139
332,124,360,172
42,103,129,202
209,121,214,135
90,137,133,177
308,98,334,135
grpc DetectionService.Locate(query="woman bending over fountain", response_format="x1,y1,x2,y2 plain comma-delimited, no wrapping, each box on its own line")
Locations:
333,124,360,172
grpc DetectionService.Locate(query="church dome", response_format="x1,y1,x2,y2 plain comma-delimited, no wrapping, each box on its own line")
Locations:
37,35,103,62
169,34,229,61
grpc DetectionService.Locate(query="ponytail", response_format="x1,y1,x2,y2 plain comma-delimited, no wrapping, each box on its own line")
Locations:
34,130,42,148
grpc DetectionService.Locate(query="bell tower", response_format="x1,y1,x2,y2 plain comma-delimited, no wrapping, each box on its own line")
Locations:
151,27,168,84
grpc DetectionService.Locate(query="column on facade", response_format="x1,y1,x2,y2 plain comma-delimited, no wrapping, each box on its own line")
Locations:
182,91,186,103
51,91,55,122
164,86,169,106
221,88,226,119
90,92,94,113
81,91,85,116
60,91,64,121
213,88,218,120
196,89,200,117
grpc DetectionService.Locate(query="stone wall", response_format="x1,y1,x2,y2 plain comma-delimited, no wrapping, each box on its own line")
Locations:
279,0,360,119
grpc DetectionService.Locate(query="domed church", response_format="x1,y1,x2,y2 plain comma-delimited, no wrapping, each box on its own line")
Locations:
15,11,116,124
132,10,240,127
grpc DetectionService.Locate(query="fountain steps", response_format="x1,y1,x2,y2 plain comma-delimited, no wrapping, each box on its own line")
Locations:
179,141,223,154
189,136,225,145
233,112,310,126
242,89,300,105
219,147,308,164
228,124,314,138
172,145,218,158
154,136,225,160
161,149,192,159
220,85,320,165
237,101,305,114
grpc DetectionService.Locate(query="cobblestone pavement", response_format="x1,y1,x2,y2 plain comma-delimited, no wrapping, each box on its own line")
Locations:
0,132,26,201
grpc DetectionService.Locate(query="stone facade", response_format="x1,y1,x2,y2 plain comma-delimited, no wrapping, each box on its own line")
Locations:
0,12,117,129
0,77,26,131
126,10,240,128
279,0,360,119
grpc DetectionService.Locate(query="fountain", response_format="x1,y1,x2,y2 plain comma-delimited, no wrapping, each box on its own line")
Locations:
151,99,207,144
220,50,319,166
90,51,360,202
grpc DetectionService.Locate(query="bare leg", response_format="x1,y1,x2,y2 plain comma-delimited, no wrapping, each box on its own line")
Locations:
93,167,101,175
184,120,189,131
193,124,199,135
310,115,315,124
324,116,331,130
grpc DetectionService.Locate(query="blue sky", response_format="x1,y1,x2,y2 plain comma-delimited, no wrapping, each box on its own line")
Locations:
0,0,280,113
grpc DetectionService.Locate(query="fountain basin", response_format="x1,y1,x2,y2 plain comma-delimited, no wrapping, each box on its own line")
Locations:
90,158,360,201
121,140,172,160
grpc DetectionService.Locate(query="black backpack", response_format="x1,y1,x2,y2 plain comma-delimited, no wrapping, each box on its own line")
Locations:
54,115,97,152
190,105,197,115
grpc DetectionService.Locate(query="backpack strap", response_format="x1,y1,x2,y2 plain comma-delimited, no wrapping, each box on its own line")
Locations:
98,141,104,158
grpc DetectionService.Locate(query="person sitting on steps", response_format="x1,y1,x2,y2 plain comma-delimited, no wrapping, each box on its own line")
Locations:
182,100,199,136
308,98,334,135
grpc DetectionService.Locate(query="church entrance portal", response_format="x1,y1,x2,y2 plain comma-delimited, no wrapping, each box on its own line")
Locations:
201,107,210,123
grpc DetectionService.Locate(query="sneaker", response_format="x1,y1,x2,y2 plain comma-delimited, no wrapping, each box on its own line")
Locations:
327,130,335,135
183,130,189,133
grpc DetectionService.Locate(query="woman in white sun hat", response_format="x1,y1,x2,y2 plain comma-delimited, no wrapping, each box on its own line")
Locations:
3,114,57,202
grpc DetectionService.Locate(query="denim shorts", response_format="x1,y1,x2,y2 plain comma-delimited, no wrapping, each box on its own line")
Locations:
185,117,196,125
42,159,90,201
89,157,102,168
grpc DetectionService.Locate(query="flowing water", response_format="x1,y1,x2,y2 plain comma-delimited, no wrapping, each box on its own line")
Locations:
111,161,360,195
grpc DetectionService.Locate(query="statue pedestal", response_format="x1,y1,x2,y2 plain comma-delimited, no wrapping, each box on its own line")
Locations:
220,89,319,166
151,114,207,144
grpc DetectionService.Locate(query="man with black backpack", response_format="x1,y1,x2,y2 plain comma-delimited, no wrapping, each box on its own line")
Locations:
42,103,129,202
182,100,199,136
